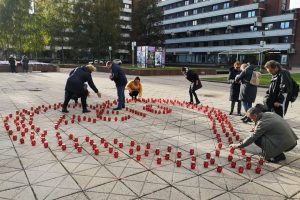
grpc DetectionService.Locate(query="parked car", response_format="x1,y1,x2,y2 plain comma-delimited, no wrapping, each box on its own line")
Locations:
94,59,104,64
113,59,122,65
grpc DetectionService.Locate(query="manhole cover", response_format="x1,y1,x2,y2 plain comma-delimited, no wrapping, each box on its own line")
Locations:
28,88,42,92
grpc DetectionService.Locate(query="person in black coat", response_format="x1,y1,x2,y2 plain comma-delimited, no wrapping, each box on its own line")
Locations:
106,61,128,110
263,60,293,117
8,55,17,73
62,65,101,113
235,64,258,122
181,67,201,105
228,61,242,115
21,55,29,73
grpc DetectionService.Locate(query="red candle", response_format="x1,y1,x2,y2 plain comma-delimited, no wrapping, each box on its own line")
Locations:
85,136,90,142
203,160,209,168
241,148,246,155
228,154,233,161
119,142,124,148
176,159,182,167
114,151,119,158
136,145,141,151
130,140,135,147
215,150,220,157
109,147,113,153
191,161,196,169
210,157,215,165
62,144,66,151
218,143,222,149
95,149,99,155
146,143,151,149
136,154,141,161
191,155,196,161
190,149,195,155
58,140,63,146
100,137,105,144
114,138,118,144
20,138,24,144
259,158,264,166
69,134,74,140
217,165,223,173
144,150,149,156
255,166,261,174
206,153,211,159
13,135,17,141
238,166,244,173
167,145,172,152
155,148,160,155
230,148,235,154
93,118,96,123
177,151,182,158
129,148,134,155
31,140,36,146
77,146,82,153
44,141,48,148
89,139,94,145
104,142,109,148
74,142,79,149
231,160,237,168
92,144,97,150
246,156,251,162
157,157,162,164
74,137,78,142
165,153,170,160
246,162,252,170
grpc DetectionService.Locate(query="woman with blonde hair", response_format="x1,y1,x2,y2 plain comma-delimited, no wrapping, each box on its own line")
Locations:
62,64,101,113
228,61,242,115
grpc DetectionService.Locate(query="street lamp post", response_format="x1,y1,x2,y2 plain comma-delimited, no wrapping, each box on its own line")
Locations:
131,41,136,67
108,46,112,61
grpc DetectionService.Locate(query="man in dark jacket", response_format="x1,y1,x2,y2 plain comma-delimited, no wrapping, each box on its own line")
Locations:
8,55,17,73
21,55,29,73
62,64,101,113
106,61,128,110
263,60,293,117
229,107,298,163
182,67,201,105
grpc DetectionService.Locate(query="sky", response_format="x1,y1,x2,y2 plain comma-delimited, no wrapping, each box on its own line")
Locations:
290,0,300,9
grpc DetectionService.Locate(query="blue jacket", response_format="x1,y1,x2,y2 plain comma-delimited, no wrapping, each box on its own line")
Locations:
111,63,127,86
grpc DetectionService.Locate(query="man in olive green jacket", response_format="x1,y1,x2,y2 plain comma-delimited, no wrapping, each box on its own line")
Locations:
230,107,298,163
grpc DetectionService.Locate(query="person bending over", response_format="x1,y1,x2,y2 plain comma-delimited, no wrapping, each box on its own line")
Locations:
127,77,142,100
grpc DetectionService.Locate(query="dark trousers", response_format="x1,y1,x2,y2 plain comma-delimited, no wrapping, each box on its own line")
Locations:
117,85,126,108
242,101,252,112
273,100,289,118
254,137,297,156
10,65,16,73
230,101,241,113
189,84,200,103
129,91,139,99
63,90,88,110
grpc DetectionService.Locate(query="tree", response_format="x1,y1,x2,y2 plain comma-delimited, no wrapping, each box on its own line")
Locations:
132,0,165,46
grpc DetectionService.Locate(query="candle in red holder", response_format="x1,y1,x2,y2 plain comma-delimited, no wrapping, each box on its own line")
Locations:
74,142,79,149
210,157,215,165
114,117,118,122
100,137,105,144
190,149,195,155
217,165,223,173
157,157,162,164
255,166,261,174
167,145,172,152
21,132,25,137
177,151,182,158
77,146,82,153
136,145,141,151
191,155,196,162
259,158,264,166
83,116,86,121
203,160,209,168
231,160,237,168
136,154,141,161
146,143,151,149
74,137,78,142
228,154,233,161
215,150,220,157
236,135,240,141
114,138,118,144
130,140,135,147
12,135,17,141
31,140,36,146
246,156,251,162
104,142,108,148
218,143,222,149
228,137,233,143
68,134,73,140
64,120,68,125
206,153,211,159
71,119,75,124
92,144,97,150
176,159,182,167
114,151,119,158
238,166,244,173
93,118,96,123
44,141,48,148
62,144,66,151
89,139,94,145
88,117,91,122
225,132,229,137
246,162,252,169
165,153,170,160
95,149,99,155
129,148,134,155
155,148,160,155
230,148,235,154
41,137,46,143
144,150,149,156
119,142,124,148
16,126,21,131
109,147,113,153
85,136,90,142
20,138,24,144
31,124,35,130
191,161,196,169
58,139,63,146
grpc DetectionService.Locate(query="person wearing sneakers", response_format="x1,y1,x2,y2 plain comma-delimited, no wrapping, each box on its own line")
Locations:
62,64,101,113
229,107,298,163
181,67,201,105
106,61,128,110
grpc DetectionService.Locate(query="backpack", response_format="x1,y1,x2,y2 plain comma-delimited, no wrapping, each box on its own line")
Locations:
290,78,299,103
249,71,261,86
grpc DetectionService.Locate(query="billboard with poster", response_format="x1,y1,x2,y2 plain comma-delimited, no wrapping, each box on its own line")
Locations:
137,46,165,68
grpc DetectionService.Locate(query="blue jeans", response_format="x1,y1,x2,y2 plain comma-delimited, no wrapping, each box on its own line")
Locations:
117,85,126,108
242,101,252,112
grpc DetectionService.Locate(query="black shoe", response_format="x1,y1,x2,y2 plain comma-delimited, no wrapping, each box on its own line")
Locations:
195,101,200,105
267,153,286,163
237,113,242,116
240,115,247,120
189,101,193,105
229,112,233,115
122,105,125,109
113,107,122,111
62,108,69,113
243,117,252,123
82,109,91,113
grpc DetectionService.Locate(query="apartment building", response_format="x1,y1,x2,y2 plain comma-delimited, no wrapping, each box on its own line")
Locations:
158,0,300,67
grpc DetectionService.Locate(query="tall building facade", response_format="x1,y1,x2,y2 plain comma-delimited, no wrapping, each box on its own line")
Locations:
158,0,300,67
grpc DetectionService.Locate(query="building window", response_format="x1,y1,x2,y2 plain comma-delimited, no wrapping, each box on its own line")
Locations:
280,21,290,29
213,5,219,11
194,0,198,3
235,13,242,19
250,26,258,31
224,2,230,9
184,11,188,16
248,11,255,18
192,20,197,26
193,9,197,15
124,4,130,9
280,36,289,43
185,1,189,6
223,15,229,21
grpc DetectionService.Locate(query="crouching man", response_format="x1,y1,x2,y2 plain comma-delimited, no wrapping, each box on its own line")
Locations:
229,107,298,163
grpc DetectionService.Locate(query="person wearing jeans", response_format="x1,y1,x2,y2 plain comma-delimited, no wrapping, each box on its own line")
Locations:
106,61,128,110
181,67,201,105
